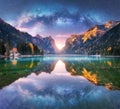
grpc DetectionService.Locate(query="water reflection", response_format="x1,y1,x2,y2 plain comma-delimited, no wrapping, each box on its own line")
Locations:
65,58,120,90
0,56,120,90
52,60,70,76
11,59,18,66
107,61,112,67
82,68,98,85
0,57,120,109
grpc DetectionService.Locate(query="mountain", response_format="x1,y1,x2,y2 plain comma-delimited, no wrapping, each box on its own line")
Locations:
63,20,120,55
0,18,43,56
32,34,58,54
0,18,57,56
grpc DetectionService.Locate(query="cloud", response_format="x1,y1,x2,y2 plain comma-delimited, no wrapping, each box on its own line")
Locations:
16,22,44,36
11,9,100,37
1,0,120,39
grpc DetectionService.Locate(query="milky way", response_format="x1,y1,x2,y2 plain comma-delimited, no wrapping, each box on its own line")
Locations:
0,0,120,42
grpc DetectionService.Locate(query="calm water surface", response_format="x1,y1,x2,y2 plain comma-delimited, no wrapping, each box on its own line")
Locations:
0,55,120,109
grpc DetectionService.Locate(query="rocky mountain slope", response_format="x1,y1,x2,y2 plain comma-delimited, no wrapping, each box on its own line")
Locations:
63,20,120,55
32,34,58,54
0,18,57,56
0,18,43,55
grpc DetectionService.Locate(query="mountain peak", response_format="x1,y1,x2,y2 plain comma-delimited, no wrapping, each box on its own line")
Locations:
35,34,42,39
0,18,5,24
48,36,53,39
45,36,54,41
105,20,119,29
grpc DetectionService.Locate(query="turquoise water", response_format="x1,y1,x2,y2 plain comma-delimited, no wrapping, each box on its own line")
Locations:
0,55,120,109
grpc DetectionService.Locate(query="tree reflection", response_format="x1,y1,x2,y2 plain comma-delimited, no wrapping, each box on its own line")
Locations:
0,57,57,89
0,56,120,90
82,68,99,85
64,58,120,90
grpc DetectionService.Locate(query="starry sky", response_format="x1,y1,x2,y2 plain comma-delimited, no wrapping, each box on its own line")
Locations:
0,0,120,48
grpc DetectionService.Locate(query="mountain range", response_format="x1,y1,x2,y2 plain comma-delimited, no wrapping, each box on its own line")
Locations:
0,18,57,56
0,18,120,56
63,20,120,55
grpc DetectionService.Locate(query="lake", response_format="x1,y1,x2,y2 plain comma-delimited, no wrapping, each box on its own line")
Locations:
0,55,120,109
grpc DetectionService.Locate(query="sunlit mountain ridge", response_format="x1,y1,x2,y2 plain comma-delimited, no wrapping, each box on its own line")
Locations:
0,18,120,55
63,20,120,55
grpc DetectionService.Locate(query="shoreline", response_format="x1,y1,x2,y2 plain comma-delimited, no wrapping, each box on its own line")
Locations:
0,54,120,59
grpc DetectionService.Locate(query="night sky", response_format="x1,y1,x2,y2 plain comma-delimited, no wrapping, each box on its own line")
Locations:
0,0,120,48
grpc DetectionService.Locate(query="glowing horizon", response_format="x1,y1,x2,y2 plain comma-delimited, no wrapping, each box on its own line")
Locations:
54,37,66,50
56,43,65,50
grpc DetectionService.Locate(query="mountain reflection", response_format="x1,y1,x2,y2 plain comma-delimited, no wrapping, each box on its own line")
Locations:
0,56,120,90
0,57,57,88
51,60,70,76
82,68,98,85
65,57,120,90
0,56,120,109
